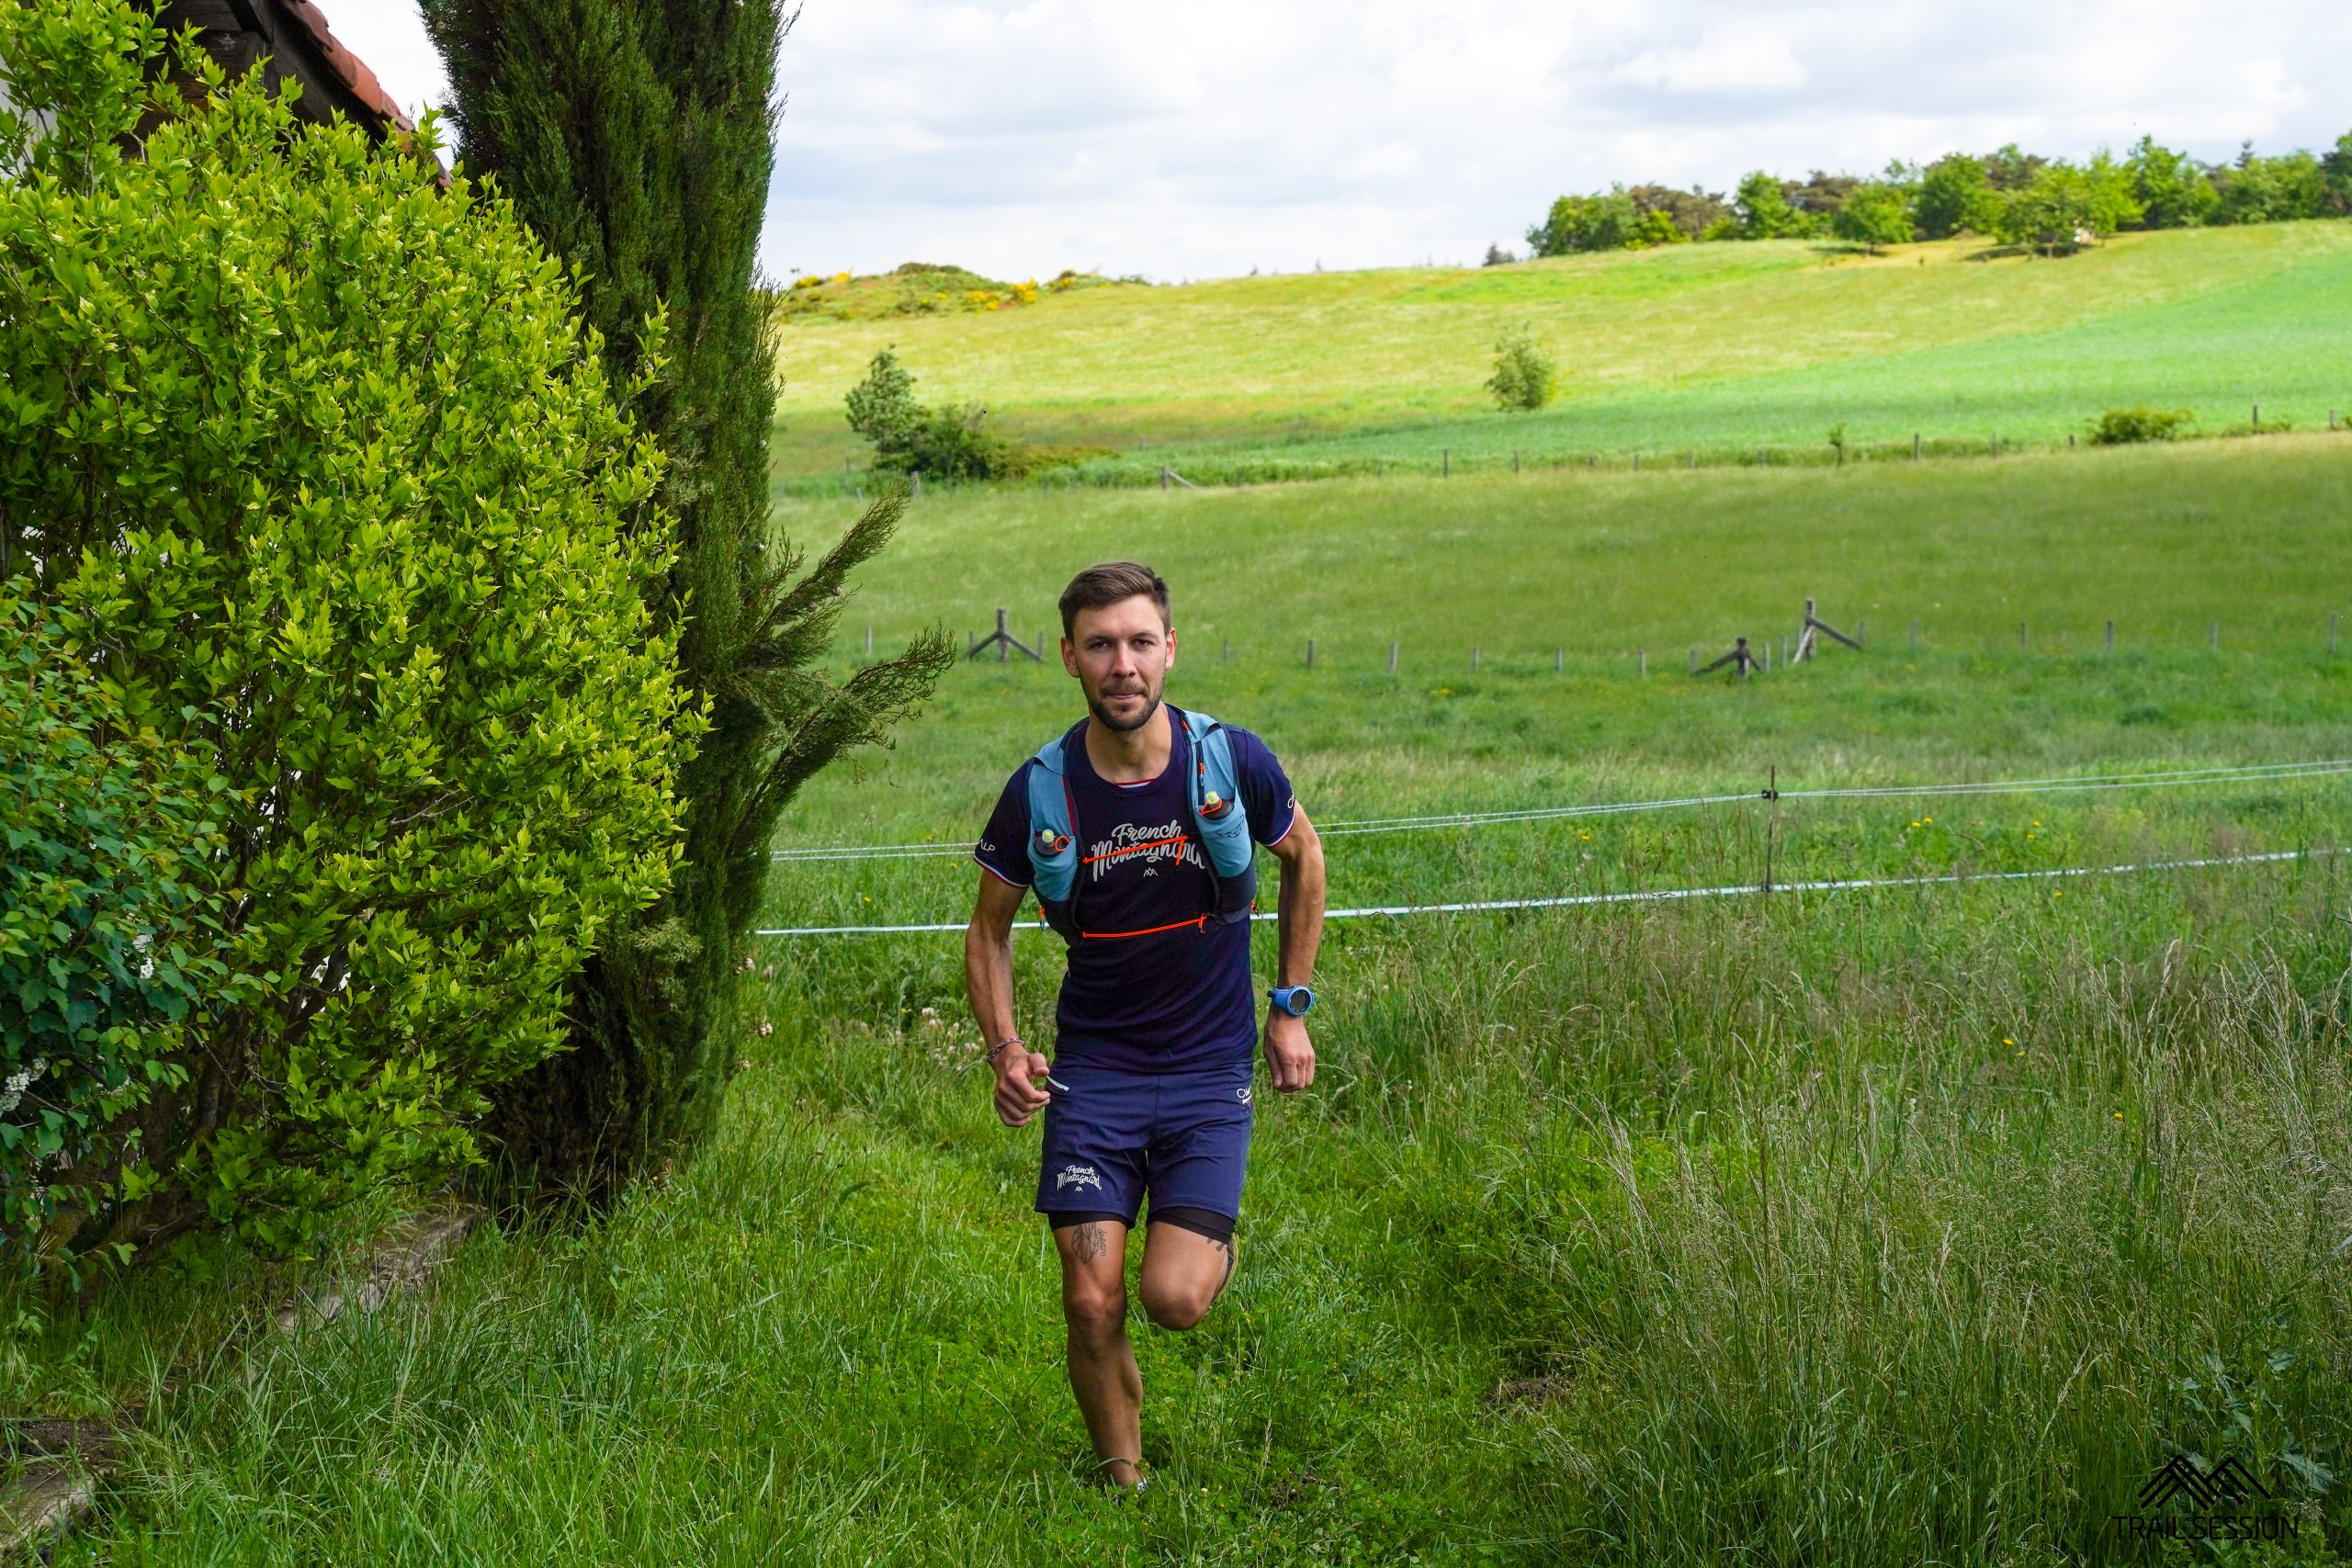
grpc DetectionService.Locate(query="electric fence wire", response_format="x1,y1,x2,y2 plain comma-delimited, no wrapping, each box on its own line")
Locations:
752,846,2343,937
765,758,2352,863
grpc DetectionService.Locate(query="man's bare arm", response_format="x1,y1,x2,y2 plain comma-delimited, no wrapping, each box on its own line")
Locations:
966,871,1051,1126
1270,807,1326,987
1262,807,1324,1091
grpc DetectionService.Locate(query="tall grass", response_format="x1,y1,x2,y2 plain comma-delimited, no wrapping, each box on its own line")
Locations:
43,857,2352,1563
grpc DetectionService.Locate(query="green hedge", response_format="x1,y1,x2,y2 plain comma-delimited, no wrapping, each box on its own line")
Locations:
0,3,700,1264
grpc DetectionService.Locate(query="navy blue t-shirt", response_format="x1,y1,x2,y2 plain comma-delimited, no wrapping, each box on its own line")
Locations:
975,706,1295,1072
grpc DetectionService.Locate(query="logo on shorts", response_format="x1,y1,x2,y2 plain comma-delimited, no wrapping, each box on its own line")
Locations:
1055,1163,1103,1193
1237,1085,1252,1104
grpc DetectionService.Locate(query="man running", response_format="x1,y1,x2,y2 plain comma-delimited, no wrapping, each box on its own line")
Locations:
965,560,1325,1493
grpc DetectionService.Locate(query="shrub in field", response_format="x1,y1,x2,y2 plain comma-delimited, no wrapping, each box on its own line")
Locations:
843,347,1034,479
1487,325,1557,412
0,3,696,1259
2089,406,2194,445
0,597,253,1279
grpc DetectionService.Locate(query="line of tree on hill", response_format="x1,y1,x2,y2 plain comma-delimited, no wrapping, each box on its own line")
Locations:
1507,134,2352,261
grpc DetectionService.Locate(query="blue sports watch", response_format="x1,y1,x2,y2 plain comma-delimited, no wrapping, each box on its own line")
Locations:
1269,986,1315,1017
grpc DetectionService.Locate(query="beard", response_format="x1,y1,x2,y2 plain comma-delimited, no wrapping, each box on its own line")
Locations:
1085,680,1162,733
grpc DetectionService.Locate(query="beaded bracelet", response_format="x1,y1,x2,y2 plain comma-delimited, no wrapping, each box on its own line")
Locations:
984,1036,1024,1065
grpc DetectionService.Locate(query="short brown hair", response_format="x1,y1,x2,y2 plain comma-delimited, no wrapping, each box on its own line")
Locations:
1058,560,1170,638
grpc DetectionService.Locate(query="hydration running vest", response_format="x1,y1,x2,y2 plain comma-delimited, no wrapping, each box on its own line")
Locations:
1025,706,1258,943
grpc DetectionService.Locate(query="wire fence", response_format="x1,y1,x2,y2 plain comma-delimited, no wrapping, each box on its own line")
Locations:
753,845,2342,938
874,605,2347,676
769,758,2352,864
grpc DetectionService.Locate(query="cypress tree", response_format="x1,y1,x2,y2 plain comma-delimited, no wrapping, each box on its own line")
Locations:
421,1,952,1201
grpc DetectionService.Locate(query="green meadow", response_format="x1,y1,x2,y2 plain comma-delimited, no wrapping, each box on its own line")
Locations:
23,433,2352,1563
771,224,2352,484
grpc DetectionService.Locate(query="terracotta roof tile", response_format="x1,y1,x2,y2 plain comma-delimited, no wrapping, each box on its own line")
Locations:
280,1,417,136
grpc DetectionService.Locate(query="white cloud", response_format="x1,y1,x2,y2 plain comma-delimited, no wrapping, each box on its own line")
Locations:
1612,20,1808,96
321,1,2352,282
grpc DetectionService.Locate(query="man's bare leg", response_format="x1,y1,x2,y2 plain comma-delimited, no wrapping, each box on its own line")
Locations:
1055,1219,1142,1486
1137,1223,1235,1332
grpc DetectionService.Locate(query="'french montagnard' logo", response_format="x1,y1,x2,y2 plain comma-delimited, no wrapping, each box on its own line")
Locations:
1055,1163,1103,1193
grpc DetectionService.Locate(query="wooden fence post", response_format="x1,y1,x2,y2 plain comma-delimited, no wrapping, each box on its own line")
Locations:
1306,638,1315,669
1160,465,1170,491
1554,647,1563,674
1442,449,1450,478
2018,621,2028,649
1388,641,1398,672
1856,618,1866,648
1221,637,1229,665
1907,618,1918,649
1689,647,1698,674
1637,649,1646,677
1471,646,1481,671
1512,450,1520,473
1913,433,1921,460
864,626,874,658
2210,620,2220,651
2106,619,2116,650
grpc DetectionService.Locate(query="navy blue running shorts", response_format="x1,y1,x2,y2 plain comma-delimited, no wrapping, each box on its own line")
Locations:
1035,1056,1255,1227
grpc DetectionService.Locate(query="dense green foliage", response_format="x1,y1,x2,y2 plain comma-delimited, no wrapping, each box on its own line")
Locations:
1830,180,1910,253
421,0,953,1203
1484,324,1556,412
0,4,696,1259
1525,130,2352,257
1995,152,2143,253
1911,152,2003,238
0,597,246,1280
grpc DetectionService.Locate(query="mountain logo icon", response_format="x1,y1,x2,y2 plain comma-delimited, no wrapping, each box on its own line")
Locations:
2137,1454,2271,1510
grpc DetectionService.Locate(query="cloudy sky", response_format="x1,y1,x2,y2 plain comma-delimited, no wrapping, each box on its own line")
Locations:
332,2,2351,283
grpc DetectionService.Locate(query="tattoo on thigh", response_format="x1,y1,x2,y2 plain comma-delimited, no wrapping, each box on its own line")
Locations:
1074,1223,1108,1263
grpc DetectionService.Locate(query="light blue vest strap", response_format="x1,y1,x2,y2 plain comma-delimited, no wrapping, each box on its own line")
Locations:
1179,710,1256,880
1026,732,1079,905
